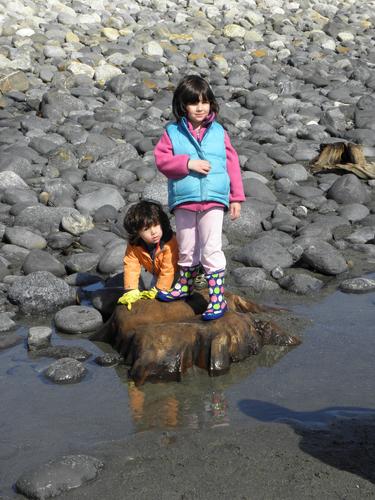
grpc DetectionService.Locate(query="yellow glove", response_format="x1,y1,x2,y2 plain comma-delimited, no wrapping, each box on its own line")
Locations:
140,287,158,300
117,289,141,310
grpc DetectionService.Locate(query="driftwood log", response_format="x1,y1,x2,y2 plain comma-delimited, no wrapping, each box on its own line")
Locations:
91,291,300,385
310,142,375,179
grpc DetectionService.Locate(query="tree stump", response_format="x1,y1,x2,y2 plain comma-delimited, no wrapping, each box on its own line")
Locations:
310,142,375,179
91,291,300,385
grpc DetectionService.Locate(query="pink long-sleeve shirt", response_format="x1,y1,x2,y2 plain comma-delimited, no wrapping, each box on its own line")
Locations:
154,119,245,212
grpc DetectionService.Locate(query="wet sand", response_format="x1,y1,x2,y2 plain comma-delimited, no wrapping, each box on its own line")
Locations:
57,416,375,500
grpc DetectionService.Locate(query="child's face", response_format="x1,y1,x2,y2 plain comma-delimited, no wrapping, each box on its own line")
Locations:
138,224,162,245
186,98,210,127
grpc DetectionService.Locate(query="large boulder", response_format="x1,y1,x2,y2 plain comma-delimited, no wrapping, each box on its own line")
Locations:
8,271,76,314
327,174,370,204
234,236,294,271
302,241,348,275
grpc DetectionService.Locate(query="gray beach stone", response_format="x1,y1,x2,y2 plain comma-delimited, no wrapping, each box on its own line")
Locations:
15,205,80,234
355,95,375,129
47,232,74,250
16,454,103,499
234,236,294,271
4,226,47,249
0,244,30,265
27,326,52,351
86,161,136,187
339,277,375,294
95,353,122,367
0,312,16,332
244,153,276,174
0,155,35,179
327,174,370,204
279,273,324,294
1,187,38,206
0,69,29,93
242,178,277,202
223,200,274,239
65,273,103,287
61,213,95,236
65,253,100,274
54,305,103,334
44,358,87,384
337,204,370,223
80,228,120,250
97,241,127,274
302,241,348,275
0,171,28,190
297,223,333,242
231,267,279,292
22,249,66,276
93,205,118,223
0,331,22,350
345,227,375,244
75,187,125,215
8,271,76,314
274,164,309,182
290,185,324,199
142,172,169,206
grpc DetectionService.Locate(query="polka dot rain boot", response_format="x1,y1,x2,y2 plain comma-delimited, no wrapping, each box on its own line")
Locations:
156,265,200,302
201,270,228,321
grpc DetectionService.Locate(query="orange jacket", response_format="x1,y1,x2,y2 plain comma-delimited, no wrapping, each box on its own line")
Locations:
123,234,178,291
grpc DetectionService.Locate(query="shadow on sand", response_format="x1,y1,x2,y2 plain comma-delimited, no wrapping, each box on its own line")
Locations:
239,399,375,484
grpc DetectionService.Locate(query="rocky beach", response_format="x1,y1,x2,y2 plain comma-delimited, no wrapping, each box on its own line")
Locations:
1,0,375,497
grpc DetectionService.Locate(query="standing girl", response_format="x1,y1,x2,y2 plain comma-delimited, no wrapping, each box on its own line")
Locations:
154,75,245,320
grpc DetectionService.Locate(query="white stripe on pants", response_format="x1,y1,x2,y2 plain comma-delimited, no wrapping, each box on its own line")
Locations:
174,207,226,274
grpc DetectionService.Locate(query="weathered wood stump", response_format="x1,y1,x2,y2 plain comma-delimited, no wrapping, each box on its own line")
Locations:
310,142,375,179
91,291,300,385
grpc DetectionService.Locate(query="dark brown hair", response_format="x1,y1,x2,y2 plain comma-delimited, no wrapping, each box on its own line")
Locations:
124,200,172,245
172,75,219,121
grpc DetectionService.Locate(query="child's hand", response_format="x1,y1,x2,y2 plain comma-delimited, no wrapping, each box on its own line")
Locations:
188,159,211,175
117,289,141,310
230,202,241,220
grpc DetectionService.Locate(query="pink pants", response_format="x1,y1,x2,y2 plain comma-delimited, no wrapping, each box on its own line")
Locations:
174,207,226,274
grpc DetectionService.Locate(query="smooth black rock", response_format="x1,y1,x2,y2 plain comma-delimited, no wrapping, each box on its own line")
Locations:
44,357,87,384
95,353,123,367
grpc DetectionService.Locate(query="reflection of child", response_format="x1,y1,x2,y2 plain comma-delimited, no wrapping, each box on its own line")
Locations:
117,200,178,310
205,391,229,428
127,382,179,429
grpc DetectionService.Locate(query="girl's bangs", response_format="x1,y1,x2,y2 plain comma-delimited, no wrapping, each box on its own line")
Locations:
183,85,211,105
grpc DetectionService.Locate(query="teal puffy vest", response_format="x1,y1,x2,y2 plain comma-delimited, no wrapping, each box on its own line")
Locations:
166,118,230,210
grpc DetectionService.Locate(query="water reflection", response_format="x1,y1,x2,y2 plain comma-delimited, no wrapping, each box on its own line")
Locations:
115,345,296,432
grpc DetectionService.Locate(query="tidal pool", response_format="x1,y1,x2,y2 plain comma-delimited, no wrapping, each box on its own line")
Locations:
0,280,374,496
